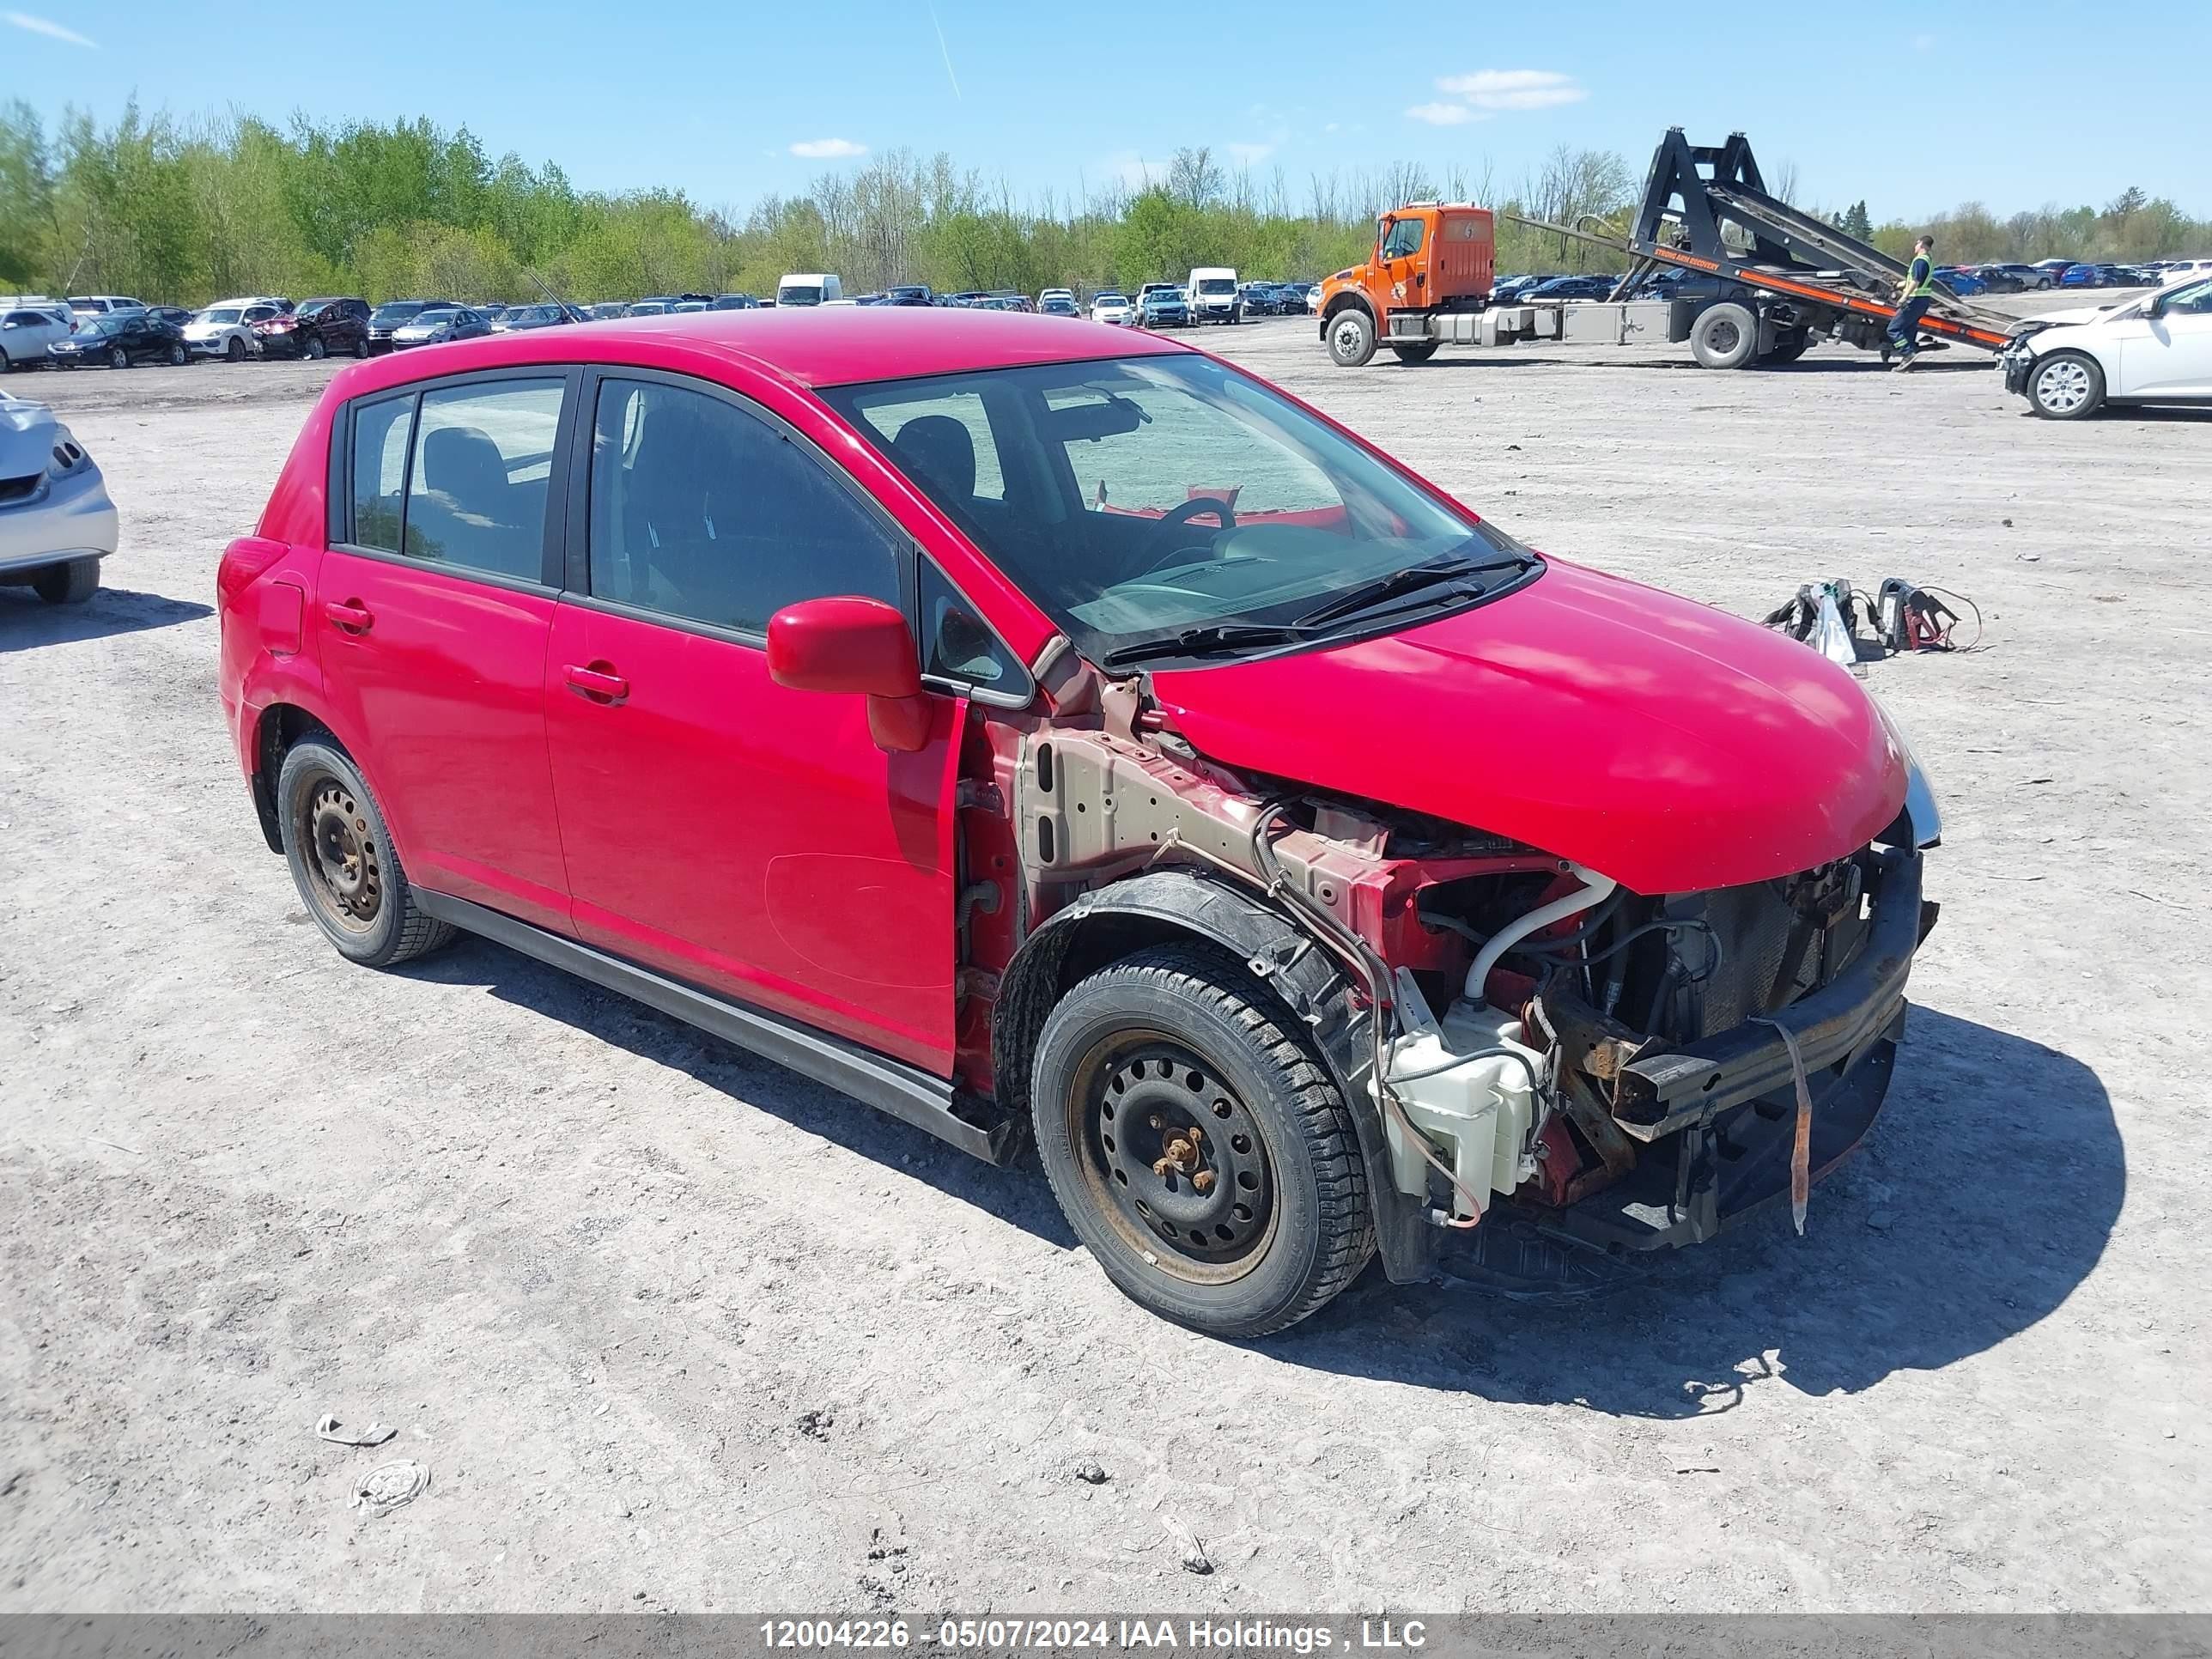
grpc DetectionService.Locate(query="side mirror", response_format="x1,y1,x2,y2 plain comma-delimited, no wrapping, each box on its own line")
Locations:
2146,293,2167,319
766,595,931,753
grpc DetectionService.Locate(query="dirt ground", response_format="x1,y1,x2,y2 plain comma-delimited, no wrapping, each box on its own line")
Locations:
3,304,2207,1615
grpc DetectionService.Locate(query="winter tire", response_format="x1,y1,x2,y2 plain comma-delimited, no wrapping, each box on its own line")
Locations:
1031,942,1375,1338
276,738,457,969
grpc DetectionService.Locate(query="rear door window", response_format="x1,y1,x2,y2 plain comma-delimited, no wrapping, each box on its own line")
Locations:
586,376,900,635
402,380,566,580
349,395,415,555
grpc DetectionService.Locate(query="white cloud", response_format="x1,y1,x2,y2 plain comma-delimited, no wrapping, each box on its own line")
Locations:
4,9,97,46
1425,68,1589,113
1228,140,1276,167
1406,101,1488,127
789,137,866,160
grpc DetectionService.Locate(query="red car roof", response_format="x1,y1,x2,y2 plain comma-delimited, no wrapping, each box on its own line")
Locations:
335,307,1187,396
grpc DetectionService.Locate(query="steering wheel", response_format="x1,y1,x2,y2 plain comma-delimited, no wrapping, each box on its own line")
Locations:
1130,495,1239,577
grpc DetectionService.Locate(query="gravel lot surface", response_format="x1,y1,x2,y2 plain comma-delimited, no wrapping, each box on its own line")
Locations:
3,301,2206,1613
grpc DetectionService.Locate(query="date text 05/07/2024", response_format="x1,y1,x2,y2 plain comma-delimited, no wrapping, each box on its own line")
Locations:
759,1620,1431,1651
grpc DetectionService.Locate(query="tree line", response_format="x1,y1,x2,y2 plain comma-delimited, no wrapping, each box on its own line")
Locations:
1,101,2203,307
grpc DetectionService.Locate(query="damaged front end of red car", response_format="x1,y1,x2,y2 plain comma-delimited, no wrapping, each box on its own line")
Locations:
974,564,1940,1291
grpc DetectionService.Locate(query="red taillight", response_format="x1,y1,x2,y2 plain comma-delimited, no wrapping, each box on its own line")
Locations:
216,535,288,609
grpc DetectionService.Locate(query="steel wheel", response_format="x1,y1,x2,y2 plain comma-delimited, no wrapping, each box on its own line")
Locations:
1327,307,1376,367
300,776,383,934
1066,1030,1279,1285
2033,356,2094,414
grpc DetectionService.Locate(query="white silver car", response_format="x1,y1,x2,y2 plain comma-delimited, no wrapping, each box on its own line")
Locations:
185,298,289,362
1,301,75,371
0,392,118,605
1089,291,1133,325
2002,275,2212,418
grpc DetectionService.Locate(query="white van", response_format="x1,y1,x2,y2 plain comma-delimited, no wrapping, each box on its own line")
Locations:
776,274,844,308
1186,267,1240,325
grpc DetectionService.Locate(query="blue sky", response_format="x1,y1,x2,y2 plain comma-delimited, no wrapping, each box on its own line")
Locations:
5,0,2205,220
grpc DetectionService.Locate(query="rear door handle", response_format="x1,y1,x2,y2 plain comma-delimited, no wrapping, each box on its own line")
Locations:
563,663,629,704
323,599,374,634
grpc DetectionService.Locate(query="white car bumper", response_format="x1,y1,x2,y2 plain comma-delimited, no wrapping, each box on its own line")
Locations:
0,462,120,576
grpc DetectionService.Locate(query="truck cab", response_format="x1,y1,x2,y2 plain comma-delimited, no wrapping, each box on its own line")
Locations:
1318,204,1496,363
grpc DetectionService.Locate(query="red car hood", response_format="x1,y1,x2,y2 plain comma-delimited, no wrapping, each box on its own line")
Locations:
1148,559,1907,895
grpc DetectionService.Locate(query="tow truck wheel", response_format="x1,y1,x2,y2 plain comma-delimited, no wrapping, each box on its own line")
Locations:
1327,307,1377,368
1690,302,1759,369
2029,350,2106,420
1030,942,1376,1339
1763,328,1810,364
1389,342,1439,364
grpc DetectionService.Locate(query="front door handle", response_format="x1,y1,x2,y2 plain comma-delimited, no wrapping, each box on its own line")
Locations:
563,663,629,704
324,599,374,634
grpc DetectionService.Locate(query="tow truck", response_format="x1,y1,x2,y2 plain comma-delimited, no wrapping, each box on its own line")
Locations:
1318,129,2023,369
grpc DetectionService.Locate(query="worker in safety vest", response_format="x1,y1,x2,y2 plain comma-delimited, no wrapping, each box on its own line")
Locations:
1889,234,1936,370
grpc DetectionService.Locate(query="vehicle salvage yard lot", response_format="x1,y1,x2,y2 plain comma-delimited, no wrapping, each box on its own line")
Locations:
3,320,2207,1613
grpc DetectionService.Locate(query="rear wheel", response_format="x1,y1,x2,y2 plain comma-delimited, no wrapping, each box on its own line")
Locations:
353,332,372,358
33,557,98,605
1762,328,1810,364
1031,943,1375,1338
1326,306,1377,367
165,340,186,366
276,738,457,969
1389,341,1439,364
1690,302,1759,369
2028,350,2106,419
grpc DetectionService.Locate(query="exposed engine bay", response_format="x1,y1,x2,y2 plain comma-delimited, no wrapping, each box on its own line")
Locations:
977,700,1933,1280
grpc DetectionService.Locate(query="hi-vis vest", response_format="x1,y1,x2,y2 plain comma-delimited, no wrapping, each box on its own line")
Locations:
1908,255,1936,296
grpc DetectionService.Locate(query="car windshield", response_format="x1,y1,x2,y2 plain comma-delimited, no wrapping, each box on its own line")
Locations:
412,310,457,326
371,304,424,325
1198,279,1235,295
77,317,118,335
1097,294,1126,303
821,353,1535,666
204,308,242,324
778,286,823,306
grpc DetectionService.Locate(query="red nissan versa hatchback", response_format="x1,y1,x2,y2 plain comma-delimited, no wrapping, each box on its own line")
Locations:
218,307,1940,1336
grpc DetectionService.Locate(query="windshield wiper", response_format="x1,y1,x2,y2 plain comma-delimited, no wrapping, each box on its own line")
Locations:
1291,550,1537,630
1100,621,1322,669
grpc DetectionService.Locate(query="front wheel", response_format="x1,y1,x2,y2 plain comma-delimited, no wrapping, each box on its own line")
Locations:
33,557,98,605
226,336,246,362
1326,307,1377,367
1031,943,1375,1338
276,738,457,969
1690,301,1759,369
304,335,326,360
2028,350,2106,419
107,345,128,370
